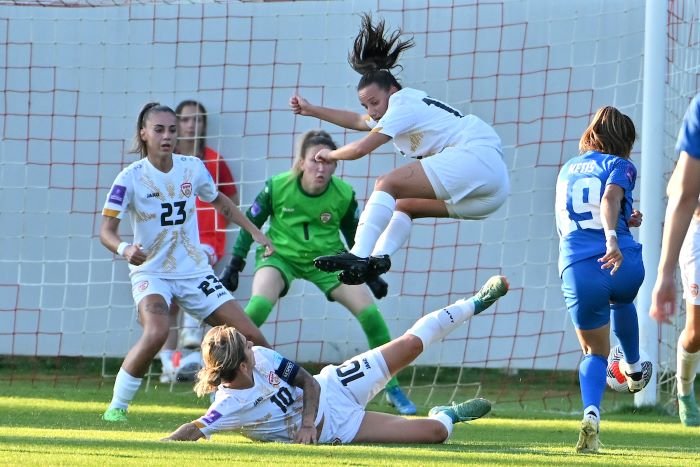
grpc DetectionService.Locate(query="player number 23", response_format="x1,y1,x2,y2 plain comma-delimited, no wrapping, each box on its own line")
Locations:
160,201,186,226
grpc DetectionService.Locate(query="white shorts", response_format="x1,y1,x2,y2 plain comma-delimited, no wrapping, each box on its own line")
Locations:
420,144,510,219
130,271,234,321
315,348,391,444
680,218,700,305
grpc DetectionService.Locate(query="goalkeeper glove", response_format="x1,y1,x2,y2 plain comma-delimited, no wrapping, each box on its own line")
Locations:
220,256,246,292
366,274,388,300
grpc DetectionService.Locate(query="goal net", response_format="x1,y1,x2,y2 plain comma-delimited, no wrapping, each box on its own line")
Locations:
0,0,693,410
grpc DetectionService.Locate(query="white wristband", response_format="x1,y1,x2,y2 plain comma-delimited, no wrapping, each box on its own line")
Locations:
116,242,130,256
604,230,617,240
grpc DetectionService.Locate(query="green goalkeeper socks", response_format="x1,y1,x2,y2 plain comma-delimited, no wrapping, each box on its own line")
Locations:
245,295,275,327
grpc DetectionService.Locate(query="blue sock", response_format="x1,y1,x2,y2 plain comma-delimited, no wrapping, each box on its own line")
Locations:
579,354,607,413
611,303,640,364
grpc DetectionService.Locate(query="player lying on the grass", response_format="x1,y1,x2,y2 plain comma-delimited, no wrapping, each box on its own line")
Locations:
219,129,416,415
162,275,508,444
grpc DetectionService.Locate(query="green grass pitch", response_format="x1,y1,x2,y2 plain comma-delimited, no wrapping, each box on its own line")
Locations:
1,376,698,466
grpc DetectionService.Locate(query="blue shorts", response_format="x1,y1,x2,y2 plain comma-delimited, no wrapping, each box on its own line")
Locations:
561,245,645,330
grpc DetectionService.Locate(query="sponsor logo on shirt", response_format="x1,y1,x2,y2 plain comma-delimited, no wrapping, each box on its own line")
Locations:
362,358,371,370
181,182,192,197
282,361,295,379
133,280,149,293
253,396,264,407
282,207,294,213
109,185,127,205
320,212,331,223
268,371,280,386
443,308,454,323
251,201,261,216
201,409,222,425
146,192,160,198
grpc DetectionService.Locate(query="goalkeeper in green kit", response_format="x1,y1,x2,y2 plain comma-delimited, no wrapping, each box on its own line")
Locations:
220,130,416,415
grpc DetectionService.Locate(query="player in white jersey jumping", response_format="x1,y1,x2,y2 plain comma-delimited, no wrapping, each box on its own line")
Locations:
162,275,508,444
290,13,510,285
100,102,274,423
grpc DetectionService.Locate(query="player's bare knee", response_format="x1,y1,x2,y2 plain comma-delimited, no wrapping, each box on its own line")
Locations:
374,174,399,198
683,327,700,352
141,325,170,346
429,422,449,443
402,334,424,355
394,199,415,219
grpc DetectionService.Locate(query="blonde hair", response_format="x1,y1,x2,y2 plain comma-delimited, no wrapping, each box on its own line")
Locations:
193,325,248,397
290,130,338,177
579,106,637,158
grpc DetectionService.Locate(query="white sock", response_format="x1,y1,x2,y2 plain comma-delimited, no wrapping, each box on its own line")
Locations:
406,298,476,348
182,313,199,329
108,368,143,411
625,358,642,374
159,349,175,374
584,405,600,419
372,210,412,257
429,411,454,439
350,191,396,257
159,349,174,362
677,337,700,397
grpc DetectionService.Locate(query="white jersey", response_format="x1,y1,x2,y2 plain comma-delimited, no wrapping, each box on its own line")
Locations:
102,155,218,278
366,87,501,159
194,347,317,442
193,347,393,444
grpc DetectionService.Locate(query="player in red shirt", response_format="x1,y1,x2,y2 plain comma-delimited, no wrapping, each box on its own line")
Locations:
159,100,239,383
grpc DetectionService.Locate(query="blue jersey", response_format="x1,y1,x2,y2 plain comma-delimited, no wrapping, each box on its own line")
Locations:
555,150,639,274
676,93,700,159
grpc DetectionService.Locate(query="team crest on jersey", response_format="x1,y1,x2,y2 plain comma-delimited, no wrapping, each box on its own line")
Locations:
268,371,280,386
133,280,149,293
180,182,192,197
320,212,332,223
691,283,698,298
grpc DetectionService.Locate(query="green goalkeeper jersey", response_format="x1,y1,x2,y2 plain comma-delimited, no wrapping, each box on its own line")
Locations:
233,171,359,263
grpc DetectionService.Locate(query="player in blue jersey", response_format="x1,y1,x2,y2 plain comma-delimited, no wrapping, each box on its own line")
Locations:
555,106,647,453
650,93,700,427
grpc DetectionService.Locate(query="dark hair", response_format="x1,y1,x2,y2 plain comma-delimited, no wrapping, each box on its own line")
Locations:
175,99,208,155
579,106,637,158
130,102,176,158
292,129,338,176
348,13,414,92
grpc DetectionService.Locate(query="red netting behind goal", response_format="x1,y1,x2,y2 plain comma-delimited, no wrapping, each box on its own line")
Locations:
0,0,694,410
